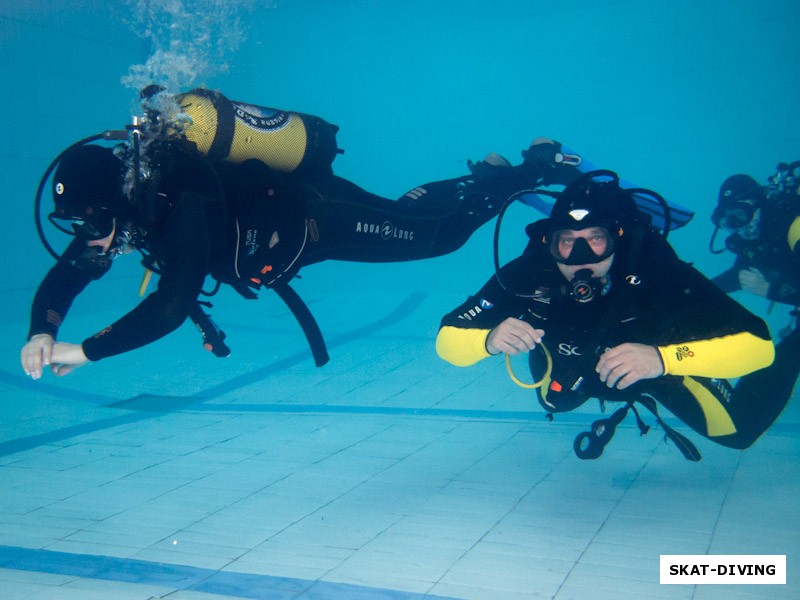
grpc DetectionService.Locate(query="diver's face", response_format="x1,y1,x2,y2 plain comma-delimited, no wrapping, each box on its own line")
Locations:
86,219,116,253
552,227,615,280
554,227,610,260
557,255,614,281
49,204,116,241
717,202,760,240
733,207,761,240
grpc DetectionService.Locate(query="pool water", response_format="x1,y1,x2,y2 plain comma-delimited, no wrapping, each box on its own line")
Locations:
0,1,798,598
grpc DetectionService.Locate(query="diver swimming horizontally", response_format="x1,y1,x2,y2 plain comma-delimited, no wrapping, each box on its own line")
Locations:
437,170,784,460
22,87,586,379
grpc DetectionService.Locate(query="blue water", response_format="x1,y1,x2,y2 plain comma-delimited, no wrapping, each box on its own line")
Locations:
1,1,799,599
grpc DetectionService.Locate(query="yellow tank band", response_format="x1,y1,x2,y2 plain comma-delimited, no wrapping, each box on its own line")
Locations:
658,332,774,378
436,326,491,367
787,216,800,252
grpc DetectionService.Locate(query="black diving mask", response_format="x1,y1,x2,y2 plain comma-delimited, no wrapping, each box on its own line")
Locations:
549,227,615,265
711,201,756,231
48,210,115,241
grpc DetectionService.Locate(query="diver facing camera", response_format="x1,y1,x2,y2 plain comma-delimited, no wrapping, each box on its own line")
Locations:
548,220,616,303
438,170,784,461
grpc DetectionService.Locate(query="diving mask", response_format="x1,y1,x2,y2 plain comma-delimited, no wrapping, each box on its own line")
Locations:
48,208,115,241
548,227,615,265
712,201,757,231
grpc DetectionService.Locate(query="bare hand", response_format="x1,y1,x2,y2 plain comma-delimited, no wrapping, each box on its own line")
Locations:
738,268,769,297
595,343,664,390
486,318,544,355
49,342,90,377
21,334,55,380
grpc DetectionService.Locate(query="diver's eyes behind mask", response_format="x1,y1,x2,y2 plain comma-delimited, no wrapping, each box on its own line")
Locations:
549,227,615,265
715,205,755,231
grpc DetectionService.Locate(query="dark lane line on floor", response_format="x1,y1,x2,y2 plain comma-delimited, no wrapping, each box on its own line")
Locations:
0,545,462,600
0,293,427,458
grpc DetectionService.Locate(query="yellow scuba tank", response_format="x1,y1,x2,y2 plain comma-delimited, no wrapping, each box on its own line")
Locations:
176,88,340,176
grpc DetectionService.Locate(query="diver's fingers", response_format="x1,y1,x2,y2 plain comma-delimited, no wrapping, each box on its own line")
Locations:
596,343,663,388
21,334,55,380
487,319,544,355
601,362,628,389
51,363,79,377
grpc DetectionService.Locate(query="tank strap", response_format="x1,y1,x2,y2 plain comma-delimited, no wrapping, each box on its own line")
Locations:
195,89,236,161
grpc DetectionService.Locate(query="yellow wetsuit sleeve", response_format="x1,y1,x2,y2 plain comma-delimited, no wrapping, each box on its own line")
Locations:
787,215,800,252
436,326,492,367
657,331,774,378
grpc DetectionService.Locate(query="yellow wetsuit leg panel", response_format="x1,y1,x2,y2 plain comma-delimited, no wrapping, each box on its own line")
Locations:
681,376,737,437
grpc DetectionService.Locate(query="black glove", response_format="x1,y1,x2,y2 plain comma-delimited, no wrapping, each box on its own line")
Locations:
521,138,581,186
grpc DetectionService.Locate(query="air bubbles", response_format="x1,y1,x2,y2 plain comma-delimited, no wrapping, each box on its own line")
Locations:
120,0,256,96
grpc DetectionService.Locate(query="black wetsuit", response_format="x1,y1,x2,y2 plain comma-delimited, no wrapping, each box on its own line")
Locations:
438,222,781,450
28,150,545,362
712,196,800,426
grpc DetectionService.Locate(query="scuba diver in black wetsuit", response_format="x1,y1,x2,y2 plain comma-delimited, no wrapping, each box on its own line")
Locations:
21,87,577,380
437,171,782,461
709,164,800,426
